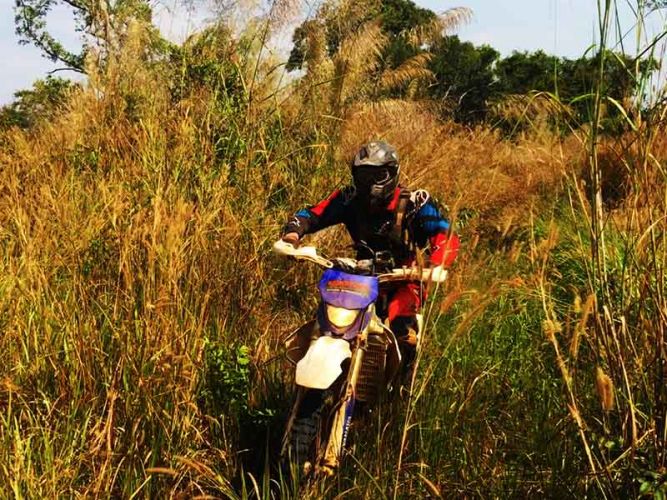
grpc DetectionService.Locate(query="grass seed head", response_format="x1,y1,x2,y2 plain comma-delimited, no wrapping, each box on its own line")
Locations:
595,367,615,412
543,319,562,341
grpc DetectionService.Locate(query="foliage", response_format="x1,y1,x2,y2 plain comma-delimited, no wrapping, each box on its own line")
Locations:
495,50,560,96
201,342,276,426
428,35,499,123
286,0,436,72
427,43,658,128
14,0,159,72
0,76,76,130
494,49,654,131
286,1,658,130
379,0,437,69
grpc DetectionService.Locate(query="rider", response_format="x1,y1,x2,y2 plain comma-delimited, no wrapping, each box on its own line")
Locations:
281,141,459,359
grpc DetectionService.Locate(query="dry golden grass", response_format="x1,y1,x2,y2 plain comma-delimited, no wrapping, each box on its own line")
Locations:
339,100,581,234
1,1,665,497
0,54,582,493
403,7,473,48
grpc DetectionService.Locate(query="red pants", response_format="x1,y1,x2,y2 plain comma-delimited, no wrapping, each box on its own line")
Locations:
387,283,424,337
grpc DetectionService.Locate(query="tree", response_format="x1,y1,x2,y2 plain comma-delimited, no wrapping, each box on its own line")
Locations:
0,76,76,130
495,50,560,96
379,0,436,67
286,0,436,72
496,50,637,102
493,49,654,130
14,0,154,73
428,35,499,123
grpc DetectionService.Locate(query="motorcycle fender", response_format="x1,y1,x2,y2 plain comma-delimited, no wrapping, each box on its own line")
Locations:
296,336,351,389
284,319,318,365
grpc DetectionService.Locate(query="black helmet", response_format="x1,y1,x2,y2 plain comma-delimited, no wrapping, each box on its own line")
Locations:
351,141,400,208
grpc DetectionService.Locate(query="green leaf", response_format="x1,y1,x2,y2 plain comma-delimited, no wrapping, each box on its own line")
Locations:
569,93,595,105
606,96,638,132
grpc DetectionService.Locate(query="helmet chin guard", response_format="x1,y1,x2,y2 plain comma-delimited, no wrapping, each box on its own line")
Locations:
352,141,399,208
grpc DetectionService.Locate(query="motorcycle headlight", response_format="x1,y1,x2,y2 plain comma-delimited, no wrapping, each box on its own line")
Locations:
325,305,360,328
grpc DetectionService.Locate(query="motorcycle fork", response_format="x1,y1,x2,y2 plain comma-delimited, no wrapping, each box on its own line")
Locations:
320,334,366,474
280,387,306,458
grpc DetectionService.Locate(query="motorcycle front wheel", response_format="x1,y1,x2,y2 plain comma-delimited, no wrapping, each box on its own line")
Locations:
283,389,325,477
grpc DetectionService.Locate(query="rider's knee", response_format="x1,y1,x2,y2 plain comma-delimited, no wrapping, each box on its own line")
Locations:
390,316,419,346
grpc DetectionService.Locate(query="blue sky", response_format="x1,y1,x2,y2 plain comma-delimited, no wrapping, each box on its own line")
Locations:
0,1,664,104
452,0,600,56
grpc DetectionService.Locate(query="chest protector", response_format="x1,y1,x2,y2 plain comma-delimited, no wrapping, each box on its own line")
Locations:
351,188,417,263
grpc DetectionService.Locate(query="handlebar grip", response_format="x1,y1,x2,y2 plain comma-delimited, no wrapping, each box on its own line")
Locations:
272,240,333,268
378,266,447,283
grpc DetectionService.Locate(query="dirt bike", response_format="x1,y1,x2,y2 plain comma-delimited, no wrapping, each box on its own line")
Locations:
273,239,447,477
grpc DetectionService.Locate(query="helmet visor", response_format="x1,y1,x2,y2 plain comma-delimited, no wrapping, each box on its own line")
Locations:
353,166,394,190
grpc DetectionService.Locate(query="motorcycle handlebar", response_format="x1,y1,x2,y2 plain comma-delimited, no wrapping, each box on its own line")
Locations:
273,239,334,268
272,240,448,284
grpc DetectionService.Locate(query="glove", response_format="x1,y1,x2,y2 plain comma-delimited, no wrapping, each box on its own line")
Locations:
282,232,300,247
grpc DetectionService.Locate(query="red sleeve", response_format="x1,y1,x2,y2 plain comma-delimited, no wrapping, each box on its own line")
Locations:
310,189,341,216
429,232,460,267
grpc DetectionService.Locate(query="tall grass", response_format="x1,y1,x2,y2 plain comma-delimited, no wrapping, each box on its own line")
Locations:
536,1,667,496
0,0,665,498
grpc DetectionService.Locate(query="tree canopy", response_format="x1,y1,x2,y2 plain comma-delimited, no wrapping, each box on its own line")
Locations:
10,0,659,132
286,0,436,71
14,0,155,72
0,76,76,130
428,36,499,123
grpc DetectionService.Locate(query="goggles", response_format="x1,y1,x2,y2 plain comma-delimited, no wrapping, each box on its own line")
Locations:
352,166,395,189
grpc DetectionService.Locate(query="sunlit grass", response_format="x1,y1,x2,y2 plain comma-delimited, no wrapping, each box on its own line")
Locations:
0,0,665,498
